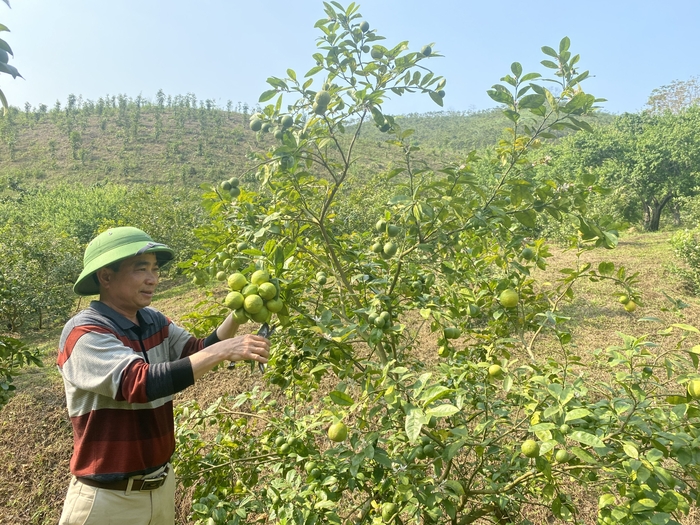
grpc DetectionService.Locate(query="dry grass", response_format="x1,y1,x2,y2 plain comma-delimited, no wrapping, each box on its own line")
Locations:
2,231,700,524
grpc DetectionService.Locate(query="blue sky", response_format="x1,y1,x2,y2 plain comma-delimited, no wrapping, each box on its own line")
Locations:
1,1,698,116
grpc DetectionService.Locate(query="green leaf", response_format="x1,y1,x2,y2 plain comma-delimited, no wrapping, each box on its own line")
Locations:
286,68,297,81
598,494,616,509
0,37,12,56
529,422,556,432
541,59,559,70
570,430,604,448
519,94,545,109
671,323,699,333
514,210,537,228
305,65,324,77
444,480,465,496
597,262,614,276
0,24,9,33
426,404,459,418
521,72,542,82
541,46,558,58
510,62,522,77
565,408,591,421
559,36,571,53
570,446,597,463
487,87,513,105
429,91,444,107
623,442,639,459
329,390,354,406
258,90,278,103
404,404,426,443
0,88,7,113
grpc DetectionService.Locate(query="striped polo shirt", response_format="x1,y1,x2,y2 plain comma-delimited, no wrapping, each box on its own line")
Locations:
57,301,204,482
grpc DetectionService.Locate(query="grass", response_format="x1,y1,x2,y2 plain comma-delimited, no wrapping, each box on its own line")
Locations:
2,229,700,524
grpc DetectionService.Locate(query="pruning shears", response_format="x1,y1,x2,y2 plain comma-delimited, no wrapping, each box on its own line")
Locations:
228,322,276,373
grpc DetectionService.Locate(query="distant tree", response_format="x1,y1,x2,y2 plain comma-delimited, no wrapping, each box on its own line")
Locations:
0,334,42,410
646,76,700,115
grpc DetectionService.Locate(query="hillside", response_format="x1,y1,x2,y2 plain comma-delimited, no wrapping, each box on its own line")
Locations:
0,93,615,194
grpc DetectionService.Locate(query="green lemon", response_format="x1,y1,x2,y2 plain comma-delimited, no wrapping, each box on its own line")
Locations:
383,242,398,258
244,294,264,314
443,327,461,339
359,20,369,32
499,289,519,308
242,284,259,297
258,282,277,301
327,422,348,443
249,118,262,132
688,379,700,399
227,272,247,291
314,90,331,107
421,45,432,56
624,300,637,313
232,308,248,324
521,439,540,458
250,305,270,323
266,298,284,313
520,247,535,260
375,219,387,233
251,269,270,285
488,364,504,379
381,502,398,522
371,47,384,60
555,449,571,463
281,115,294,129
224,291,244,310
215,271,227,281
386,225,400,237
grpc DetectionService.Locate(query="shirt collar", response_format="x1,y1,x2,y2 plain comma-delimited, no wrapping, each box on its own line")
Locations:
89,300,154,331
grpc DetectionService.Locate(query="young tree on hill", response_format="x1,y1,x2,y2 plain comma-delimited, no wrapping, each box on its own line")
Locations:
646,76,700,115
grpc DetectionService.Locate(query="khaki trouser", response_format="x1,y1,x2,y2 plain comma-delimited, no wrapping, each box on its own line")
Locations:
58,464,175,525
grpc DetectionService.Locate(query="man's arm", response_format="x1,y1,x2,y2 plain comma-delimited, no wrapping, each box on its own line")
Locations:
188,312,270,381
189,332,269,381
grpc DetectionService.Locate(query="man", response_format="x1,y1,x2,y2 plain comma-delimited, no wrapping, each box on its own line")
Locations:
57,226,270,525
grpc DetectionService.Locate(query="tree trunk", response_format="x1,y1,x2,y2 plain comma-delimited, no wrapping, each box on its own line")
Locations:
644,193,674,232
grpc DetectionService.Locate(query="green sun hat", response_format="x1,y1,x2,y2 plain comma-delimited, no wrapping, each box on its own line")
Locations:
73,227,175,296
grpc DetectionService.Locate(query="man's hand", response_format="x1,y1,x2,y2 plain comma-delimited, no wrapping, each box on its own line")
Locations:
190,334,270,381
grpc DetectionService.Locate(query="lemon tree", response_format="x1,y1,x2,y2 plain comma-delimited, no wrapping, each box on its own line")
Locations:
174,4,700,525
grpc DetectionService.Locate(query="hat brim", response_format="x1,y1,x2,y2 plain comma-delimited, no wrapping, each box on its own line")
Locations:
73,241,174,296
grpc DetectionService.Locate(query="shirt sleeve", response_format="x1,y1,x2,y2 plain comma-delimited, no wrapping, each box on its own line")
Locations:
167,321,205,360
60,329,143,401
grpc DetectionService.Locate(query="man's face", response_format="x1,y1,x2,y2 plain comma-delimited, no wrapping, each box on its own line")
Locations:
97,253,160,317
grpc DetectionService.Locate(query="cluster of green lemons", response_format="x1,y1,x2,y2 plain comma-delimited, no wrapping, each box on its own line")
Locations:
223,269,283,324
249,113,294,141
218,177,240,199
371,219,400,259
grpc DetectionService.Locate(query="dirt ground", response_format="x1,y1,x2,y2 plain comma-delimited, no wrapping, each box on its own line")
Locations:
3,231,700,524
